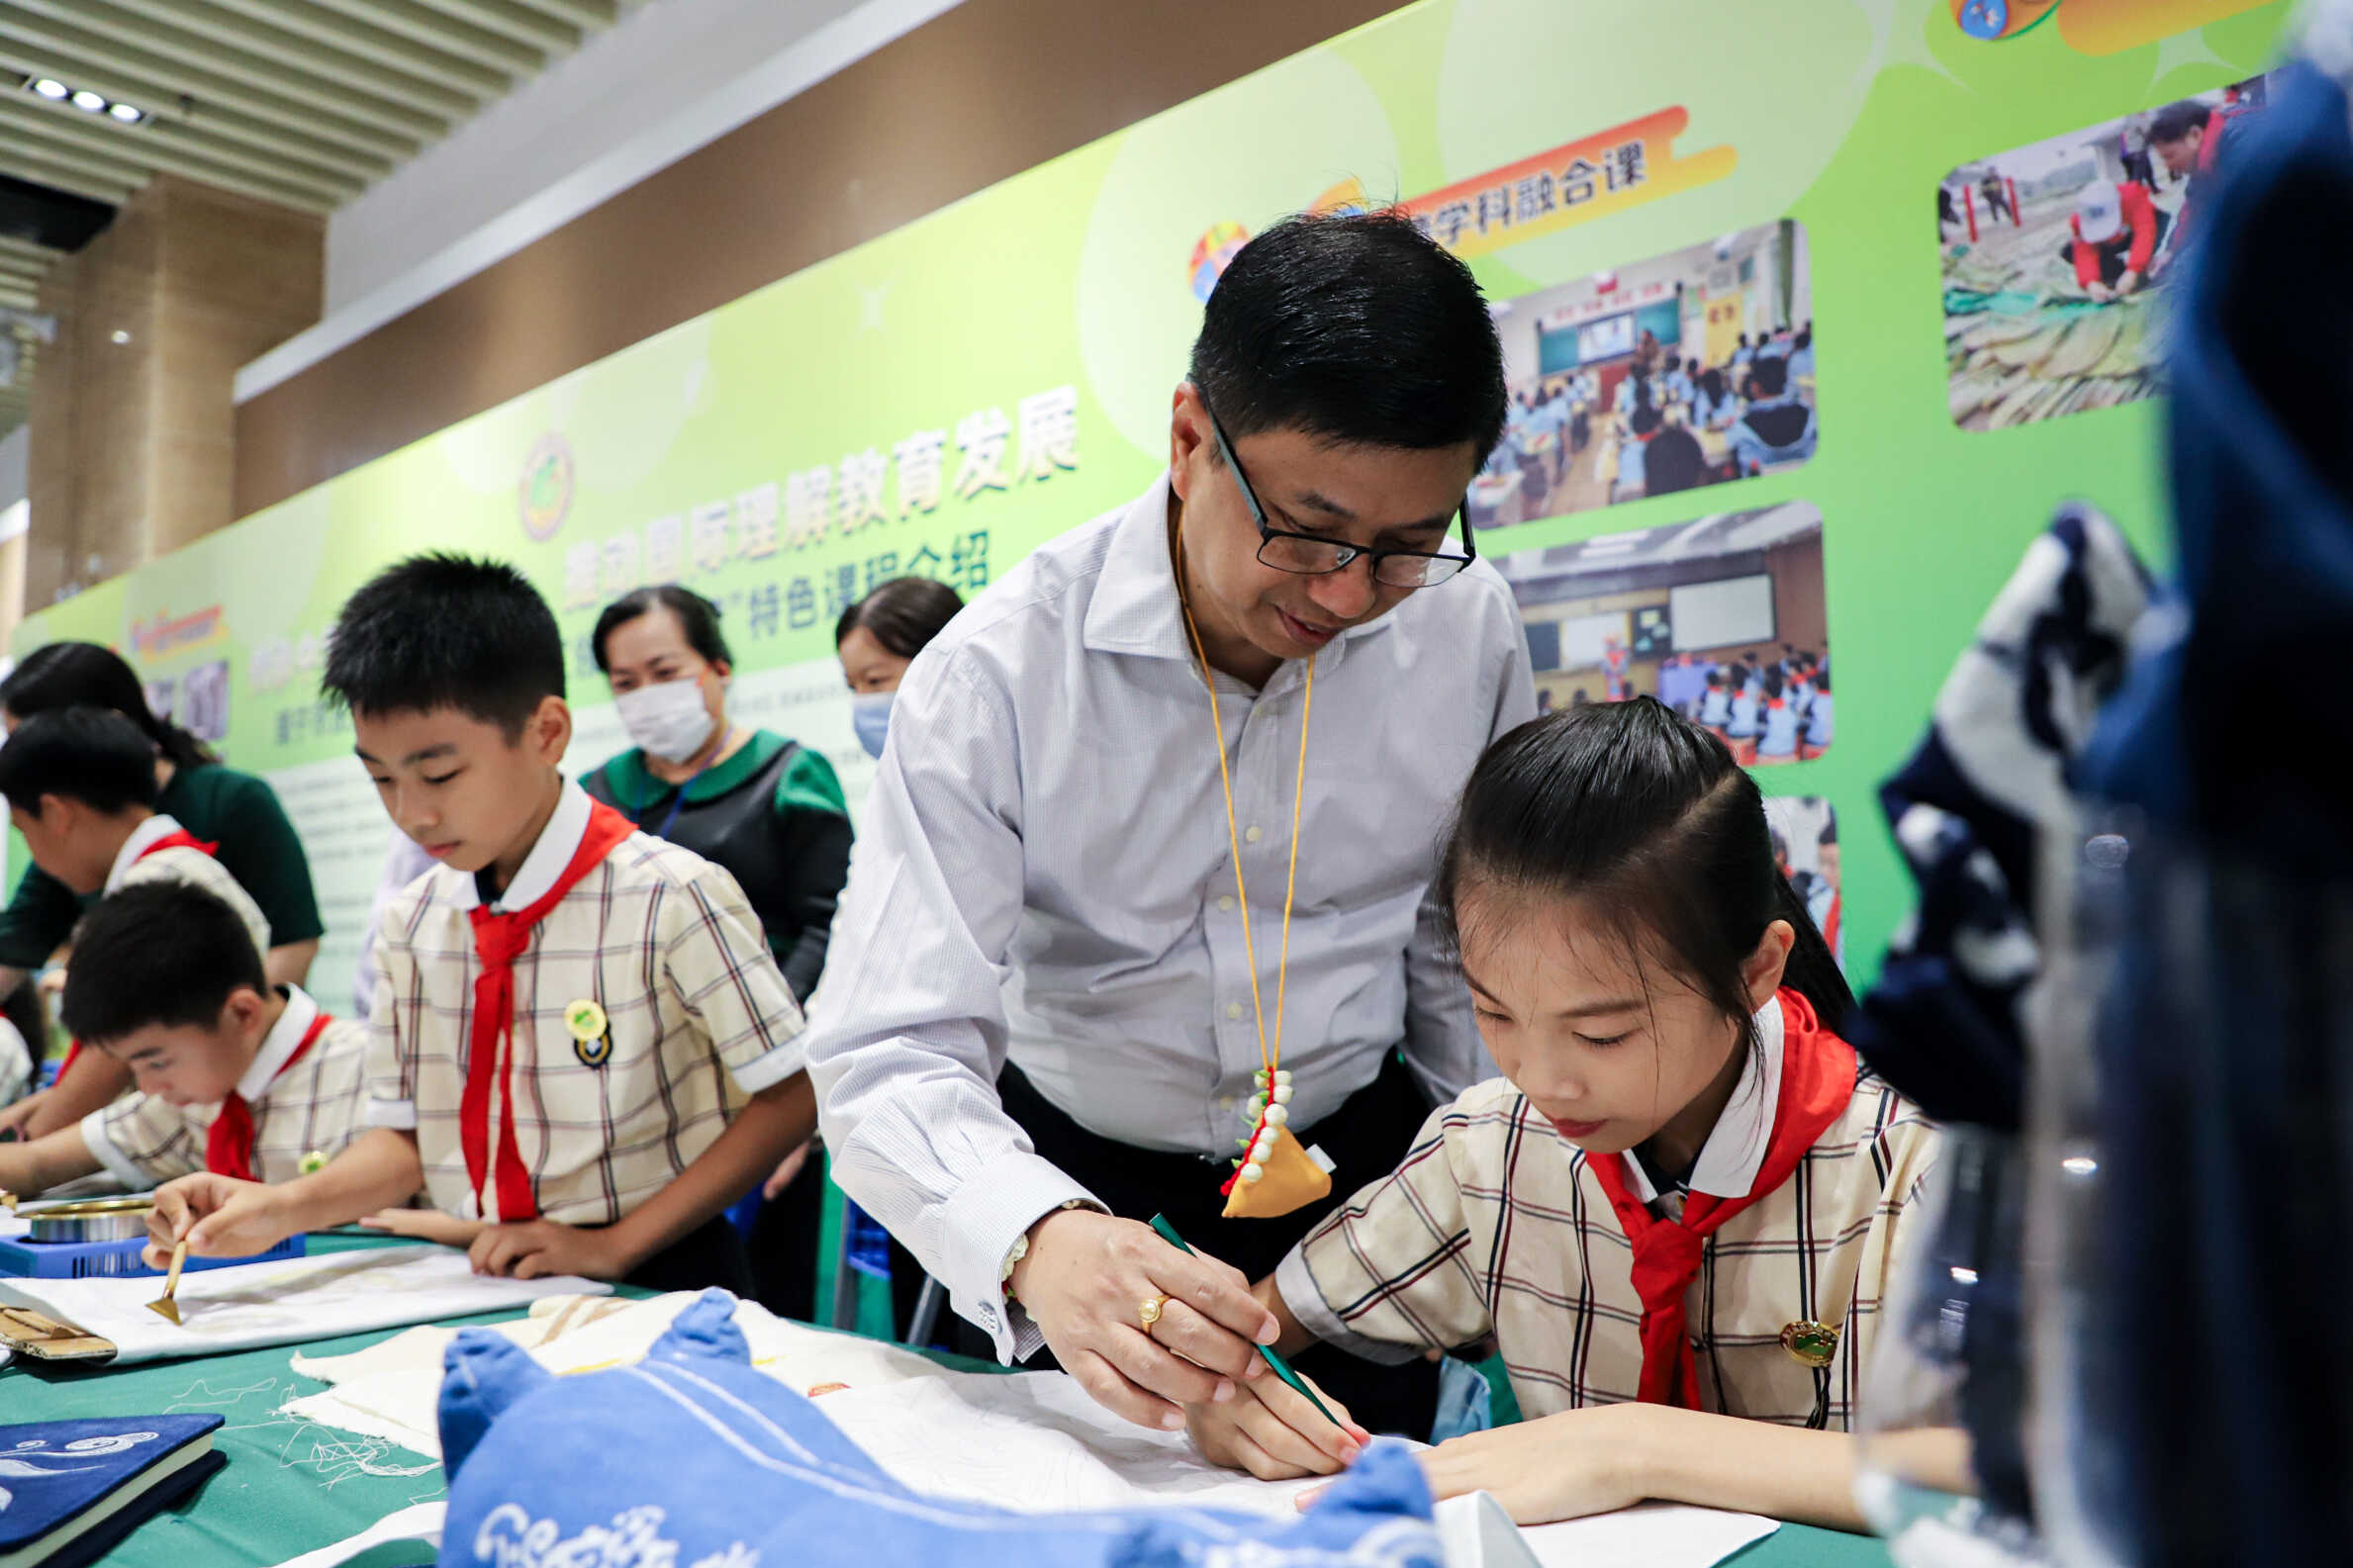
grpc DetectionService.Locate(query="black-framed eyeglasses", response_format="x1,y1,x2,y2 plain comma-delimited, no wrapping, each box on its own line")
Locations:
1204,407,1477,590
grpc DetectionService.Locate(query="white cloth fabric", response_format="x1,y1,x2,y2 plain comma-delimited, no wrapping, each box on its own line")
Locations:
0,1244,606,1364
806,473,1536,1359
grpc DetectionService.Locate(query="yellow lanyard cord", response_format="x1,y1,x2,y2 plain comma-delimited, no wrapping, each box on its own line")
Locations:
1174,525,1316,1084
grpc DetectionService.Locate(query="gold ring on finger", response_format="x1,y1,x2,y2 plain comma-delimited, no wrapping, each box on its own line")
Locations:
1139,1293,1172,1334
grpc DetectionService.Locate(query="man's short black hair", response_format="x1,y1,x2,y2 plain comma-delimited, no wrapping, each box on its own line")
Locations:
0,706,160,816
61,881,269,1043
593,585,732,675
2149,100,2213,145
1187,211,1507,465
324,553,565,733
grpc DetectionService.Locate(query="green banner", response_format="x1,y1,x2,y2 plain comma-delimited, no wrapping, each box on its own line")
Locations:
10,0,2289,1013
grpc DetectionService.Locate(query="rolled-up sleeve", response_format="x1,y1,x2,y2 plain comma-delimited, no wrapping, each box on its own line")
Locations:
804,646,1099,1364
1278,1097,1499,1363
663,860,807,1094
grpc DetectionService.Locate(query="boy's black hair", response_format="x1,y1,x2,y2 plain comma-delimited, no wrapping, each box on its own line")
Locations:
1749,355,1791,399
61,880,269,1043
1188,210,1508,465
0,706,161,816
324,553,565,734
2149,100,2213,146
2,975,47,1069
593,585,733,675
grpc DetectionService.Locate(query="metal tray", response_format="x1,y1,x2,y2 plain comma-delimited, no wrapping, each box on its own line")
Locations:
17,1196,155,1244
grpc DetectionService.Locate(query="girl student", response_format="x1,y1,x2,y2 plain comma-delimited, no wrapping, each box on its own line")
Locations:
1179,699,1935,1529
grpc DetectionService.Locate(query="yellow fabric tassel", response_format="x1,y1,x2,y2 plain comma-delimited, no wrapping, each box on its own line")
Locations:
1223,1124,1332,1219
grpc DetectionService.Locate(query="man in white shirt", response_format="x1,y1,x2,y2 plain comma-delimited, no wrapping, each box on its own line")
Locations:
806,213,1537,1438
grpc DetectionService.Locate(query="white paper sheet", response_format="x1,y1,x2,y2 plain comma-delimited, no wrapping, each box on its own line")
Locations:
817,1371,1778,1568
282,1291,950,1456
0,1245,608,1364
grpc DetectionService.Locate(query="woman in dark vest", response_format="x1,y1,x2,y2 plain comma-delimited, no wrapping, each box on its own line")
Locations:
581,586,851,1321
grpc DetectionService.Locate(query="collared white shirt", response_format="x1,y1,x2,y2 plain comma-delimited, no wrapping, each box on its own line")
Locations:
362,780,805,1225
105,812,273,964
1621,995,1787,1218
805,474,1536,1360
82,984,369,1189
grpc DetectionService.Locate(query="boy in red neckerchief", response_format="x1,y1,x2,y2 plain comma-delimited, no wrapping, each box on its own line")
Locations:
145,556,815,1293
0,882,364,1200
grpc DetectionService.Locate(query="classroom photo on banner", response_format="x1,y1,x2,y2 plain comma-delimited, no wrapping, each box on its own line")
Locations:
1939,70,2275,430
1762,794,1844,971
1468,219,1816,531
1495,500,1832,765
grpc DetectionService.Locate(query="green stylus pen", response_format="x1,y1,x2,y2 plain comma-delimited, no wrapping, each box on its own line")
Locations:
1148,1212,1345,1430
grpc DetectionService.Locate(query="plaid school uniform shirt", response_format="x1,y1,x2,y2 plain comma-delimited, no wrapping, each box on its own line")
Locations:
109,813,273,957
81,984,366,1187
363,781,806,1226
1276,996,1938,1430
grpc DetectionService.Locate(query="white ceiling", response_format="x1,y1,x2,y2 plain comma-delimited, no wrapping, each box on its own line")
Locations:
0,0,651,433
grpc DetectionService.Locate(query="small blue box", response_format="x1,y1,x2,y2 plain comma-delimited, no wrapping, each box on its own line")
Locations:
0,1233,307,1279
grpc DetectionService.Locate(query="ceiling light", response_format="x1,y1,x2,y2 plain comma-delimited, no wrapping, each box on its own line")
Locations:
31,78,67,100
111,328,131,344
107,101,143,123
69,88,105,112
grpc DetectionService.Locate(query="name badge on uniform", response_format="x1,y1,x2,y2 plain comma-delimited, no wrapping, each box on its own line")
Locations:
564,998,612,1068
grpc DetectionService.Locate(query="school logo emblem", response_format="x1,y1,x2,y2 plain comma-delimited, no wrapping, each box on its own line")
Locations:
564,998,612,1068
518,433,574,541
1780,1320,1840,1367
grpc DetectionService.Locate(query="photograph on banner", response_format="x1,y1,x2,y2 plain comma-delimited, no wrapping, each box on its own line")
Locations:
1762,794,1843,971
1467,219,1815,531
1494,500,1831,766
1939,72,2275,430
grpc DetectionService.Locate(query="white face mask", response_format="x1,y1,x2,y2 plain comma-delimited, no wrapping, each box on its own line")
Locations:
614,678,717,765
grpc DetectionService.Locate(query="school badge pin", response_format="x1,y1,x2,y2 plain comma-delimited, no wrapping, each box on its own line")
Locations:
565,998,612,1067
1779,1320,1839,1368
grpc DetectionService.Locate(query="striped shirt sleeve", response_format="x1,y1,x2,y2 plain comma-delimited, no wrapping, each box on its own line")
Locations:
662,859,807,1093
1277,1089,1508,1365
82,1093,205,1188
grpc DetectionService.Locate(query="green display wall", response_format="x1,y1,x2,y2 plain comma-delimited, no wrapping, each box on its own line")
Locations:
10,0,2290,1016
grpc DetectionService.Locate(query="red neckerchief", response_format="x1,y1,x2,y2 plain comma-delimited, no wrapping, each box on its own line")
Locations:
460,800,636,1222
138,829,219,862
1584,989,1856,1409
57,830,227,1083
205,1006,333,1182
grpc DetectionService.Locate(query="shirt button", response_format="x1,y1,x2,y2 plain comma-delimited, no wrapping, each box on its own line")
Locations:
1245,825,1264,844
1217,895,1236,913
1227,1001,1243,1020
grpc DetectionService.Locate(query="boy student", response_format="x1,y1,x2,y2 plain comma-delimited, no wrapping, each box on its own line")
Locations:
0,882,365,1200
143,556,815,1292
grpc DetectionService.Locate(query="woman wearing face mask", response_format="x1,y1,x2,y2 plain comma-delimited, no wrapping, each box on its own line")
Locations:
583,587,854,1322
836,577,966,761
